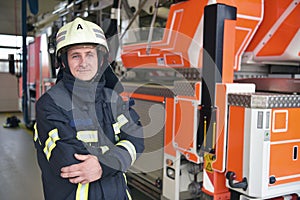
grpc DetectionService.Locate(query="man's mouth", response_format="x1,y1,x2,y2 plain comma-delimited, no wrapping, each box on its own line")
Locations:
77,69,90,72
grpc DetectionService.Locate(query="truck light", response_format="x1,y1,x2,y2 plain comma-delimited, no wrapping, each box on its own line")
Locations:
166,167,175,179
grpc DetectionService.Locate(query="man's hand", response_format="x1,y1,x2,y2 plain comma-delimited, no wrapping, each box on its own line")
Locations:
60,154,102,184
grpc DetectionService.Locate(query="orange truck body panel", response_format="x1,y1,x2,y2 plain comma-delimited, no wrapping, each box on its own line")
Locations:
120,0,300,199
269,108,300,186
226,94,300,198
245,0,300,61
121,0,265,70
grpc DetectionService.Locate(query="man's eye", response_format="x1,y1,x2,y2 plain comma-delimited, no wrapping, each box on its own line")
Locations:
72,55,79,59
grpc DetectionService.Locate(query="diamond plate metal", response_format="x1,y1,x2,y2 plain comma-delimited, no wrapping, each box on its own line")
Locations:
228,93,300,108
174,80,198,97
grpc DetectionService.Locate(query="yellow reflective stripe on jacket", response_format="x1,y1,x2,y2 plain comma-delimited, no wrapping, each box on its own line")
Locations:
43,128,60,161
112,114,129,135
33,123,38,142
76,130,98,143
123,173,132,200
33,123,42,145
126,189,132,200
76,183,89,200
123,173,127,183
116,140,136,165
112,123,121,134
117,114,128,127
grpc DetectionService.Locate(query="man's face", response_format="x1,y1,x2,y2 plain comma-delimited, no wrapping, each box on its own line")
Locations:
67,45,98,81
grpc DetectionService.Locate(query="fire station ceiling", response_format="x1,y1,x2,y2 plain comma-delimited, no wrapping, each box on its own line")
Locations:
0,0,61,36
1,0,170,37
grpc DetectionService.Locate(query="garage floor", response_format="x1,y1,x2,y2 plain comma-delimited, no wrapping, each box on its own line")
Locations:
0,112,44,200
0,112,152,200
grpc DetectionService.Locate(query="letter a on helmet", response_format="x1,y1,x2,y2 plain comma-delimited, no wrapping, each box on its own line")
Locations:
56,17,109,56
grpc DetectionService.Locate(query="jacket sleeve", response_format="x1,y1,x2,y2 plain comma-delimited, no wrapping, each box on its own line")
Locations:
34,93,90,176
85,92,144,177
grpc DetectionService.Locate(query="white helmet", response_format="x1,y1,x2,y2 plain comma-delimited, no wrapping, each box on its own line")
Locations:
56,17,108,55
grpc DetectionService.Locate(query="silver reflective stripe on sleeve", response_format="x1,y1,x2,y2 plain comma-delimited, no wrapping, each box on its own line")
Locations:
76,130,98,143
116,140,137,165
43,128,60,161
112,114,129,135
99,145,109,154
76,183,89,200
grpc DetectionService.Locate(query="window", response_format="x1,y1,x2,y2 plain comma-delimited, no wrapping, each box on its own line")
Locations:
0,34,33,73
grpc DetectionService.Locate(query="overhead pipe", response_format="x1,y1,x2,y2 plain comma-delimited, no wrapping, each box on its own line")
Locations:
146,0,159,55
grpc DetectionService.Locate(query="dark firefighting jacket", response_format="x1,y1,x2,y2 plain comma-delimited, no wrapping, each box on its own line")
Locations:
33,71,144,200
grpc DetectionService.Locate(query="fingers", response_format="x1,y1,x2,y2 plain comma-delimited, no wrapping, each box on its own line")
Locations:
60,154,92,173
60,164,89,184
61,163,80,173
74,153,89,161
61,167,89,184
60,157,84,181
69,176,86,184
60,154,102,184
61,169,81,178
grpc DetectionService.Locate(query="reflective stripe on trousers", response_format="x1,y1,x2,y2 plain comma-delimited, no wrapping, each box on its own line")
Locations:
76,183,89,200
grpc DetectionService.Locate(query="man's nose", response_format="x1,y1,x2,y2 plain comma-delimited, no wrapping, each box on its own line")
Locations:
79,56,88,67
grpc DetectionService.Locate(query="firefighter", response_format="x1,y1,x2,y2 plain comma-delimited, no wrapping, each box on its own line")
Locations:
33,17,144,200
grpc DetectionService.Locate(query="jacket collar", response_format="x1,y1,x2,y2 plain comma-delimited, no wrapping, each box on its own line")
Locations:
62,71,106,103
